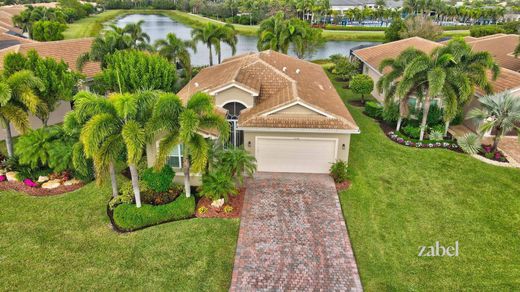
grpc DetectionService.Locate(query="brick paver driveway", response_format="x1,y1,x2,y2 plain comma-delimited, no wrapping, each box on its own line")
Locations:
230,173,362,291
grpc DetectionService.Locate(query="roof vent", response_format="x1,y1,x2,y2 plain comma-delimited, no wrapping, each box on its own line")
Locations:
282,66,287,72
296,69,300,74
194,82,199,87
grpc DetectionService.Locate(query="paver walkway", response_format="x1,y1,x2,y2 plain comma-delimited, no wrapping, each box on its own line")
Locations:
230,173,362,291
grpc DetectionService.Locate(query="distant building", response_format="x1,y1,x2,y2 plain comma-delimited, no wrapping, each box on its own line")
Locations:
330,0,403,12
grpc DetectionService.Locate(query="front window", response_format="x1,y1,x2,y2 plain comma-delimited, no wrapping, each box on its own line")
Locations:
166,144,183,168
223,102,246,147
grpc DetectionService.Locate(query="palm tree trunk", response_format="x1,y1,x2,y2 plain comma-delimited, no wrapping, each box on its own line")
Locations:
444,120,450,137
3,119,14,157
491,129,502,152
129,164,142,208
396,117,403,131
183,156,191,197
208,44,213,66
218,47,222,64
419,97,431,141
109,161,118,198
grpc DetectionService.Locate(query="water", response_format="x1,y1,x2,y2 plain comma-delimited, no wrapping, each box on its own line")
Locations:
114,14,378,66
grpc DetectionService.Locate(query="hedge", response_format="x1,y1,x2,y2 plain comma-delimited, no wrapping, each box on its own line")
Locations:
112,195,195,231
325,25,387,31
364,101,383,119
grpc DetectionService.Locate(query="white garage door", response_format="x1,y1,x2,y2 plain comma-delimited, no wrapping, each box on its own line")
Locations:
256,137,337,173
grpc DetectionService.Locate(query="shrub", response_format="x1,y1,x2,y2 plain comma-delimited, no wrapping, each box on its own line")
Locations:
329,160,348,183
402,125,421,139
470,25,505,37
416,104,443,126
213,147,256,185
457,133,482,154
350,74,374,103
383,102,400,123
17,165,52,181
112,195,195,231
198,206,208,214
31,20,66,41
223,205,234,213
199,170,238,202
429,130,444,141
365,101,383,119
141,166,175,193
142,184,183,206
109,193,134,210
120,180,151,199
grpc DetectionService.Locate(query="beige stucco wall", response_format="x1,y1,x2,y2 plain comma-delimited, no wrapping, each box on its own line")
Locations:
243,131,352,163
214,86,254,108
0,101,72,141
365,64,383,102
271,104,324,116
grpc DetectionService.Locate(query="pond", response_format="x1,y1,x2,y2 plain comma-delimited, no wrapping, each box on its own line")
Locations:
114,14,379,66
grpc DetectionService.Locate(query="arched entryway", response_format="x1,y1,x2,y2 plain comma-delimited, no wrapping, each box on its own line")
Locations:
223,102,247,147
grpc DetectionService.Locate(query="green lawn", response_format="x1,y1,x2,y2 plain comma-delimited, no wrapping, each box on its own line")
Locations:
332,76,520,290
0,179,239,291
63,9,468,42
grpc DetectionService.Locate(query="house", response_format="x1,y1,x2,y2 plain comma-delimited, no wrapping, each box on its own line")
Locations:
330,0,403,12
147,50,359,182
0,38,101,140
350,35,520,135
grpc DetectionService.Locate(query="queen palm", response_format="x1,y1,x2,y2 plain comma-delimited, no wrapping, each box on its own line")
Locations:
215,24,238,64
155,33,197,79
123,20,150,50
151,92,229,197
257,12,292,53
0,70,43,157
191,23,221,66
468,92,520,152
81,91,158,207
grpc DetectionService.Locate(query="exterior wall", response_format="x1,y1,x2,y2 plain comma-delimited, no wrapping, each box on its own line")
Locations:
365,64,384,102
270,104,324,116
214,86,254,108
0,101,72,141
243,130,352,163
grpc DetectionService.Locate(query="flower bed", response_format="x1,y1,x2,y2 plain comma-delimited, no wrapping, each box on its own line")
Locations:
109,195,196,232
335,180,351,192
0,171,84,196
386,131,460,150
478,145,508,163
195,187,245,219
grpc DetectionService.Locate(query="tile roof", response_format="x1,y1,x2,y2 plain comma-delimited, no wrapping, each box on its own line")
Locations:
0,38,101,78
178,50,359,131
353,35,520,94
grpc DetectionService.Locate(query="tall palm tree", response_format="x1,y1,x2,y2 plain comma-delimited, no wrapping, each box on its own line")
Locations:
191,23,221,66
151,92,229,197
215,24,238,64
0,70,43,157
468,92,520,152
123,20,150,50
257,12,292,53
155,33,197,79
81,91,158,207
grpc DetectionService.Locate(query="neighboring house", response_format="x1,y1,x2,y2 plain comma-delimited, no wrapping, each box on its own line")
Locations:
350,35,520,135
330,0,403,12
0,38,101,140
147,50,360,183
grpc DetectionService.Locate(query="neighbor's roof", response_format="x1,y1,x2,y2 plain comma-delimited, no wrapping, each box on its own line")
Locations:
0,38,101,78
464,34,520,72
178,50,359,131
353,35,520,94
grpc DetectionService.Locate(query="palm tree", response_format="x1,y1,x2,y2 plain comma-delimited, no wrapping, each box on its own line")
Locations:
379,39,499,140
151,92,229,197
123,20,150,50
257,12,292,53
216,147,256,186
80,91,158,207
468,92,520,152
215,24,238,64
155,33,197,79
0,70,43,157
191,23,221,66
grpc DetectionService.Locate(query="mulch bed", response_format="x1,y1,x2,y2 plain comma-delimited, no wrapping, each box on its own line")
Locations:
335,180,351,192
0,181,84,196
195,187,245,219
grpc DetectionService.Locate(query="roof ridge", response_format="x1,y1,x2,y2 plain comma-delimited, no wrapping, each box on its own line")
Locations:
19,37,94,47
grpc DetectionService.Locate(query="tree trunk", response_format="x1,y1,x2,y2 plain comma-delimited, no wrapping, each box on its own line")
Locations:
3,120,14,157
419,97,431,141
109,161,118,198
491,128,502,152
209,44,213,66
183,156,191,197
396,117,403,131
129,164,141,208
218,46,222,64
444,120,450,137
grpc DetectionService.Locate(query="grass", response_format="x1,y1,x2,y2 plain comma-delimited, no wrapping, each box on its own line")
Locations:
330,73,520,290
0,178,239,290
63,9,468,42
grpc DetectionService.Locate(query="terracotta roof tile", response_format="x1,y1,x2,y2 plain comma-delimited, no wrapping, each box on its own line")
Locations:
178,50,359,131
0,38,101,78
465,34,520,72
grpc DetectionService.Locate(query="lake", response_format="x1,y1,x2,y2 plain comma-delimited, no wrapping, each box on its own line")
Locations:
114,14,378,66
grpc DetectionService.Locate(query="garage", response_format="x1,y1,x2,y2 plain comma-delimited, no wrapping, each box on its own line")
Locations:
255,137,338,173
